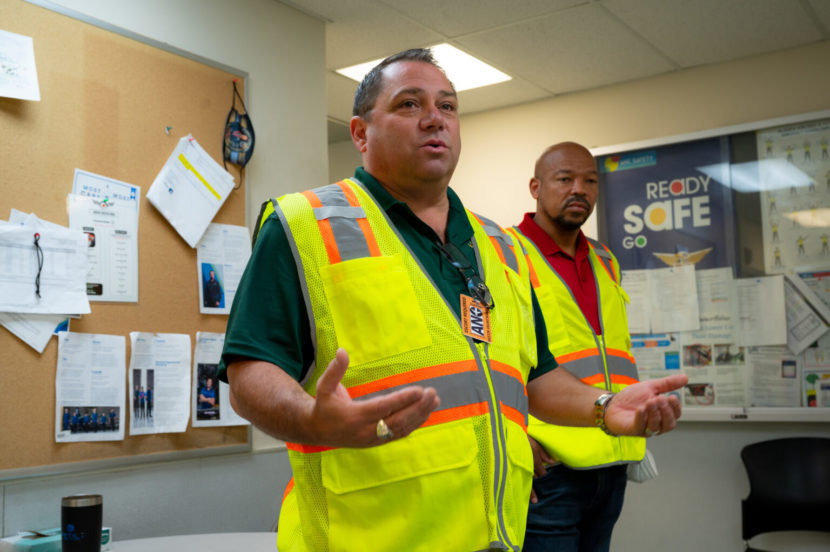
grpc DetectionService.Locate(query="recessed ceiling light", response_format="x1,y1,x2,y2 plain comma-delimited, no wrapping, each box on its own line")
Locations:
335,43,511,92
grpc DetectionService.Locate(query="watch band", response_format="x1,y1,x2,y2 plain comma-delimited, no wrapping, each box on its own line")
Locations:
594,392,617,436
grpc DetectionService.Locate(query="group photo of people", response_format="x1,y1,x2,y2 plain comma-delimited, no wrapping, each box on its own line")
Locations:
61,405,120,433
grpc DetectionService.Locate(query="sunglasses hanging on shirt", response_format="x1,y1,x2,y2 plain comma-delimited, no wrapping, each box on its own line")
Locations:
435,241,495,311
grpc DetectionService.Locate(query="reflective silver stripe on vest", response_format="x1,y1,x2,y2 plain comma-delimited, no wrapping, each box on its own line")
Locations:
354,370,483,412
491,370,528,424
273,199,318,387
313,183,373,262
313,205,366,220
352,366,527,421
560,352,638,381
476,214,519,274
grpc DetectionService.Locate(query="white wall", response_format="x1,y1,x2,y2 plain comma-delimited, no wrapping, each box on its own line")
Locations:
328,138,361,184
2,0,323,539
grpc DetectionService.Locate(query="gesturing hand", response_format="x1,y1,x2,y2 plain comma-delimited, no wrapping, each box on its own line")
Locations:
311,348,441,447
604,374,688,438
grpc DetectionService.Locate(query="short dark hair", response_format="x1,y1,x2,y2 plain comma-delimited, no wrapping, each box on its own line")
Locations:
352,48,450,119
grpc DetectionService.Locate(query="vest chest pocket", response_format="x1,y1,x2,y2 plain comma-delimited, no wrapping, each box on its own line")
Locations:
318,254,432,366
321,422,489,551
534,284,572,352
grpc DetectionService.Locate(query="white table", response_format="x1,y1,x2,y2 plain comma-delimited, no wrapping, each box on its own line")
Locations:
112,532,277,551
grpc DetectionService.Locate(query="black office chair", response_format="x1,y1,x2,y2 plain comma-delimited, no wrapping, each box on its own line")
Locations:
740,437,830,551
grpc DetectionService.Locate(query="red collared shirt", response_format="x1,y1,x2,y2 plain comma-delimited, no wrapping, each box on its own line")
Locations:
518,212,601,335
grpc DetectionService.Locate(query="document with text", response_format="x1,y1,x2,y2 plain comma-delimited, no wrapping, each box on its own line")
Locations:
128,332,191,435
55,332,125,442
192,332,249,427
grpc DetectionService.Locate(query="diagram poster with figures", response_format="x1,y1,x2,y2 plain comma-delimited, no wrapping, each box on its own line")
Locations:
597,137,737,272
757,118,830,274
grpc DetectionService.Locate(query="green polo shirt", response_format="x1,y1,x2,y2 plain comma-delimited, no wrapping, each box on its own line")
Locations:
219,167,557,382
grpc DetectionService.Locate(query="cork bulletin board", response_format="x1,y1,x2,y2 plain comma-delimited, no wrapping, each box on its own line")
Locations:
0,0,250,478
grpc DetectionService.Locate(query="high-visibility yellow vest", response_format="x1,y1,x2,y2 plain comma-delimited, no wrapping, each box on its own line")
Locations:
269,179,539,552
510,228,645,468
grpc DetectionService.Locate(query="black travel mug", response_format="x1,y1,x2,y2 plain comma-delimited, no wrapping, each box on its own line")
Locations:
61,494,102,552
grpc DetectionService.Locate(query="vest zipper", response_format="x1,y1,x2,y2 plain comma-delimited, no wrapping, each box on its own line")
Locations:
598,334,612,392
475,340,517,551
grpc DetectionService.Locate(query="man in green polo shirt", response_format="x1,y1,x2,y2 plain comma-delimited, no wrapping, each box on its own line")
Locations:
219,48,686,551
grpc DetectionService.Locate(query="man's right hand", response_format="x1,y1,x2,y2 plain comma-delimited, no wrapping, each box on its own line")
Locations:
310,348,441,447
228,349,441,448
528,435,556,504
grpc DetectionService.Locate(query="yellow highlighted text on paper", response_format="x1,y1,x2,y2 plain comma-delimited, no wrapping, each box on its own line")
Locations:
178,153,221,200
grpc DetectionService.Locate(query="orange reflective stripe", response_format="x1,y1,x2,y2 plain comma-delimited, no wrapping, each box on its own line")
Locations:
288,402,490,455
582,373,639,387
302,189,322,208
335,180,358,203
610,374,639,386
286,442,334,454
490,236,507,264
606,347,635,364
336,180,382,257
358,218,381,257
525,251,540,288
589,242,617,284
282,477,295,504
556,348,600,365
303,190,341,264
598,242,619,282
508,227,541,288
500,402,527,432
581,373,606,386
490,360,526,390
422,402,489,427
347,360,478,398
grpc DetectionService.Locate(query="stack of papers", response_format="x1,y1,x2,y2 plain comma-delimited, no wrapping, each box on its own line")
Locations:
0,212,90,353
147,136,235,248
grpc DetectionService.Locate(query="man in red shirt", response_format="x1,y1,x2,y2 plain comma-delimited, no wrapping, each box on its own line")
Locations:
516,142,644,552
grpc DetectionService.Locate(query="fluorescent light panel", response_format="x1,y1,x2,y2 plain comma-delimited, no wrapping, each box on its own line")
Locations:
335,43,511,92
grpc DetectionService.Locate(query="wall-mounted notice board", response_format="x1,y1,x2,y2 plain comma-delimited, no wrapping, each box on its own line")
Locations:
0,0,250,479
593,109,830,423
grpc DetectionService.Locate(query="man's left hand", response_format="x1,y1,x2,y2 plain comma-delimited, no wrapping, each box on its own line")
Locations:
604,374,688,437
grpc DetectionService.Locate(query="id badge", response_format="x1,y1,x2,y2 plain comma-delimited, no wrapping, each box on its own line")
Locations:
460,294,492,343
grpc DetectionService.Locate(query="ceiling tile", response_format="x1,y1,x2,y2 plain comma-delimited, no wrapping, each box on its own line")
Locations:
456,3,674,95
456,78,551,116
602,0,822,67
326,18,443,69
284,0,444,68
280,0,377,22
380,0,584,37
